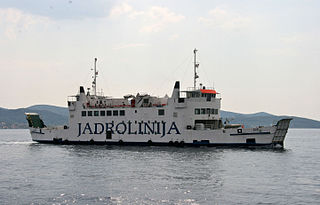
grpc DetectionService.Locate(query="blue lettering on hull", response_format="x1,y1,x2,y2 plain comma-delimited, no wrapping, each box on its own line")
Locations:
77,121,181,137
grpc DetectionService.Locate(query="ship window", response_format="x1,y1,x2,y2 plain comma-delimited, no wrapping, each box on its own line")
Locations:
120,110,125,116
94,111,99,116
107,110,112,116
158,109,165,116
211,109,215,114
100,110,105,116
206,94,211,101
173,112,178,117
195,109,200,115
178,98,185,103
201,108,206,114
113,110,118,116
206,108,211,114
88,111,92,116
214,109,218,114
81,111,86,117
143,99,149,104
193,92,200,98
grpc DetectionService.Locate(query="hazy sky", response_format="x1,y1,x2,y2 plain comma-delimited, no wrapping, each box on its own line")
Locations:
0,0,319,120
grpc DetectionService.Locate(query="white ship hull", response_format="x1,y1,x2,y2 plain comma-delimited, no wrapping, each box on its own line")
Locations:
29,118,291,148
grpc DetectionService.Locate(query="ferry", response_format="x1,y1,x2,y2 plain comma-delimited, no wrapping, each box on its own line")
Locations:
26,49,291,148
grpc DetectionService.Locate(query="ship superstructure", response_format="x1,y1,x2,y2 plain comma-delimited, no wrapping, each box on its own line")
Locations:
26,49,291,147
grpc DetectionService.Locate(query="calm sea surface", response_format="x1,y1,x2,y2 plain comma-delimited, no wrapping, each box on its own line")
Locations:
0,129,319,205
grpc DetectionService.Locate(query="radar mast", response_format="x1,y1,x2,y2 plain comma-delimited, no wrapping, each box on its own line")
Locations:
193,49,199,89
92,58,98,96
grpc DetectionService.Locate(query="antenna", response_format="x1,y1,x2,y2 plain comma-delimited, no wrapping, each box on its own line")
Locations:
92,58,98,96
193,48,199,89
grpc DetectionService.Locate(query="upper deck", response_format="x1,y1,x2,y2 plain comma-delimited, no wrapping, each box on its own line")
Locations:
68,88,168,110
182,86,221,102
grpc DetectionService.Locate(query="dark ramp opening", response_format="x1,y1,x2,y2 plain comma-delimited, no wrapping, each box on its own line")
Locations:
246,138,256,144
106,130,112,139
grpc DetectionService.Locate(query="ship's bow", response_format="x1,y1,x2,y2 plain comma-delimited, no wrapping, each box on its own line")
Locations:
272,118,292,147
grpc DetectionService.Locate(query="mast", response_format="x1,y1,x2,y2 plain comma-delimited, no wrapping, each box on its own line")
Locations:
193,48,199,89
92,58,98,96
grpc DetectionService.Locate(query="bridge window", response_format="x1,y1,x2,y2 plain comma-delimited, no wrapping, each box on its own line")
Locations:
94,111,99,116
210,109,218,114
81,111,86,117
113,110,118,116
88,111,92,116
194,108,220,115
206,94,211,101
143,99,149,103
107,110,112,116
120,110,125,116
158,109,165,116
100,110,105,116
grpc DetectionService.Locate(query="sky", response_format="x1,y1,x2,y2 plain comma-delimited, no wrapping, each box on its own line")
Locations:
0,0,319,120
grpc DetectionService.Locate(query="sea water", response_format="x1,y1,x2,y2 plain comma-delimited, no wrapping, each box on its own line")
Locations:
0,129,319,204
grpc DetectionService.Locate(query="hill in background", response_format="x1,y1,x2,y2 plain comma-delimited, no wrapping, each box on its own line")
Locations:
220,111,320,128
0,105,319,129
27,105,69,118
0,105,68,129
